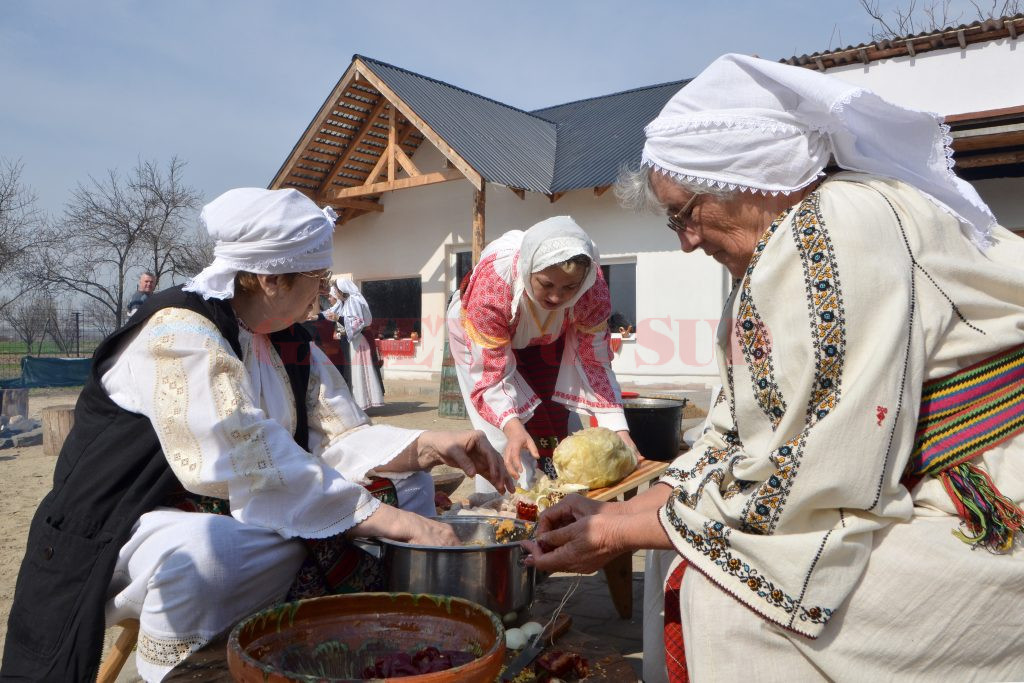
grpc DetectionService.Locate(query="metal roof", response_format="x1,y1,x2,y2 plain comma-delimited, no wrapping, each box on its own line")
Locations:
358,56,557,193
531,80,688,193
359,56,686,194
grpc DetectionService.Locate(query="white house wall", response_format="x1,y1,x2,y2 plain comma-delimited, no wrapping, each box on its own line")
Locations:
331,141,730,386
823,39,1024,115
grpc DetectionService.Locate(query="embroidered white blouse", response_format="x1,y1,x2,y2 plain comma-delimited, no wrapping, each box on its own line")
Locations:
659,173,1024,638
101,307,421,539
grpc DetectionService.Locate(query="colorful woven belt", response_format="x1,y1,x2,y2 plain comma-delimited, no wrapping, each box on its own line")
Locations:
906,342,1024,552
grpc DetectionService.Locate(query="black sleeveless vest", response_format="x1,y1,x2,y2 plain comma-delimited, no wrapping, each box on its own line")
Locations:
1,286,311,682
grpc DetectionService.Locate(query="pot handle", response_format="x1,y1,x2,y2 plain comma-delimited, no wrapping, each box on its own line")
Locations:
352,537,384,560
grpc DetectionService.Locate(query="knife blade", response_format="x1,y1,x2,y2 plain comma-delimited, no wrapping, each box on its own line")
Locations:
500,613,572,681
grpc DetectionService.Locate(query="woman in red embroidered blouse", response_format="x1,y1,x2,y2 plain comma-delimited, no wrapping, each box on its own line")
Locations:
446,216,636,492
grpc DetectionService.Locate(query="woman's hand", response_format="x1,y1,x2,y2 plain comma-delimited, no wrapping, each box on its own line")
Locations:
415,430,516,493
402,514,461,546
521,512,627,574
501,418,540,478
348,504,461,546
535,493,610,536
617,430,645,462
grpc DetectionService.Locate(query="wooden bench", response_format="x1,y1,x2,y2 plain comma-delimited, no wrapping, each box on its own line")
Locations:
585,459,671,618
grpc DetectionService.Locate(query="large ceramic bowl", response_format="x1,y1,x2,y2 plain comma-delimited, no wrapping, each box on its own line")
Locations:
227,592,505,682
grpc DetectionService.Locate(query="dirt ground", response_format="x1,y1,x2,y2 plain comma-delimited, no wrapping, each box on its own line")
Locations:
0,383,475,652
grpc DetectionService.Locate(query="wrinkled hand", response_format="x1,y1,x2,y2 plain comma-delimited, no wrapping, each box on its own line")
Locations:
535,493,608,536
521,512,623,574
404,514,461,546
501,418,540,478
417,430,516,493
348,504,460,546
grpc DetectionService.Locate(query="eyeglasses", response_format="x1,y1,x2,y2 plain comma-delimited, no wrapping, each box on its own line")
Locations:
298,268,333,288
666,193,703,234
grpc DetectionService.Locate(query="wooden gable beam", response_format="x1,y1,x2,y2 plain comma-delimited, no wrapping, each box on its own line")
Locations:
271,62,362,190
354,58,483,191
331,198,384,212
318,94,392,199
328,167,465,200
594,185,610,197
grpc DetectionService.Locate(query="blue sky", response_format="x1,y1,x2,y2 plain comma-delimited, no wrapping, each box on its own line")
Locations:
0,1,978,214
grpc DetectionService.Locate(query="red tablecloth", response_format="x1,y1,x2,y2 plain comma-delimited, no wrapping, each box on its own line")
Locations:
374,338,416,358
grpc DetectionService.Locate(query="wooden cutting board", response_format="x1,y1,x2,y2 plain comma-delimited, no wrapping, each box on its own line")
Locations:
585,459,670,502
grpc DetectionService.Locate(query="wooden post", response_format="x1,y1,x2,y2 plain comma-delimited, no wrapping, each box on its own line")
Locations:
472,185,485,265
0,388,29,419
41,404,76,457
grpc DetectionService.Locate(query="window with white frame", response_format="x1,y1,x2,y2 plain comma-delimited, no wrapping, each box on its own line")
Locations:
601,261,636,333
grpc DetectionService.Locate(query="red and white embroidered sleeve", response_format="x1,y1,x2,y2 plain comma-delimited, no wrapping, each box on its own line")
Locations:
570,273,619,408
461,255,526,426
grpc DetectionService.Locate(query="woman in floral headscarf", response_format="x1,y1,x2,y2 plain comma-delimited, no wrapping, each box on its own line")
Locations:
447,215,636,492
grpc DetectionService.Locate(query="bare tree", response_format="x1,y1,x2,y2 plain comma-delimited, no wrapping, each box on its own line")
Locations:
133,157,202,285
30,158,201,328
169,228,216,279
41,296,82,355
1,293,50,354
0,158,42,312
860,0,1022,40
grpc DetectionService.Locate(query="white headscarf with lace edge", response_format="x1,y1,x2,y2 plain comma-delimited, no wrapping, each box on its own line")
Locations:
642,53,996,249
509,215,600,320
183,188,337,300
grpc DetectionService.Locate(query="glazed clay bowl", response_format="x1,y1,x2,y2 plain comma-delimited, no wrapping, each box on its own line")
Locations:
227,592,505,682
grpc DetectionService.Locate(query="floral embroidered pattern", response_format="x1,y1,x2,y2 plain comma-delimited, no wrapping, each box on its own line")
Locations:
740,435,806,534
736,208,793,429
738,194,846,535
665,498,834,626
793,194,845,425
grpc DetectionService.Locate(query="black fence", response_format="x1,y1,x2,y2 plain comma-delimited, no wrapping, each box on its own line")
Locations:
0,308,108,380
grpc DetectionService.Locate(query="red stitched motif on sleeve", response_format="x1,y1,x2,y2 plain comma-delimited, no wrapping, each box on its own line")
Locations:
876,405,888,426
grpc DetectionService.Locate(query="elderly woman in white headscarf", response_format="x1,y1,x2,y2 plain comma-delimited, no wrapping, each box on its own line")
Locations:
2,188,514,682
326,278,385,409
523,54,1024,681
447,215,637,493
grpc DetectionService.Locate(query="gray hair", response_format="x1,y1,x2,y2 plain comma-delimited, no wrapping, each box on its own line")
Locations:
614,164,735,214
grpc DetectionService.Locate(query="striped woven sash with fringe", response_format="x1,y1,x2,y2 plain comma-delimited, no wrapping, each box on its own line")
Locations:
905,343,1024,552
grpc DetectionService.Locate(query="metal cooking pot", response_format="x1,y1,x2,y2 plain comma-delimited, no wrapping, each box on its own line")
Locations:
357,516,535,623
623,397,686,461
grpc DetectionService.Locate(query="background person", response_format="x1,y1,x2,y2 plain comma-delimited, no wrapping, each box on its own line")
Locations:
523,53,1024,681
126,270,157,317
301,283,352,389
447,215,637,493
326,278,384,410
1,188,513,682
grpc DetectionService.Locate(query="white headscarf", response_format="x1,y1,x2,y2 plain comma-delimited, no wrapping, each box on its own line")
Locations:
333,278,373,339
510,216,600,317
183,188,337,299
642,53,996,248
